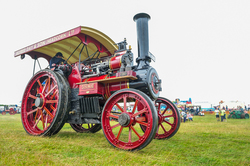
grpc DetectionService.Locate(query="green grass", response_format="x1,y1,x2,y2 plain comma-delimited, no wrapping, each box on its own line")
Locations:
0,114,249,166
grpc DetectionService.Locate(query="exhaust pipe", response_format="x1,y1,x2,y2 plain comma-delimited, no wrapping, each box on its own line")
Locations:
133,13,151,69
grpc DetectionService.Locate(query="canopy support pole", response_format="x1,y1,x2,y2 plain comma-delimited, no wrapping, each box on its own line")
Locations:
33,55,42,76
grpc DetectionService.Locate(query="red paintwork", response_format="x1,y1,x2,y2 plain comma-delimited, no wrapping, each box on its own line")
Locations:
101,89,155,150
81,75,115,83
21,70,60,135
151,73,159,94
154,97,179,139
109,55,122,70
76,33,112,56
68,63,82,88
79,82,104,96
104,82,128,99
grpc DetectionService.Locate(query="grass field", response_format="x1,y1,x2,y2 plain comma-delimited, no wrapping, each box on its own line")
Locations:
0,114,249,166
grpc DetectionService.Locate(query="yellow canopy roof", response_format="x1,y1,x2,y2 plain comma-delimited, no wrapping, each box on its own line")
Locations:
14,26,118,64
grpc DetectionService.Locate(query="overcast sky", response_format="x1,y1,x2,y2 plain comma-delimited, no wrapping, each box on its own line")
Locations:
1,0,250,106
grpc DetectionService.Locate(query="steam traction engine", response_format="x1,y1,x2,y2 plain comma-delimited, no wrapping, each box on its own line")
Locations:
15,13,180,151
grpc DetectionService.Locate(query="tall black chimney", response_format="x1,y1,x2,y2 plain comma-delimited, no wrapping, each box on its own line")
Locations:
133,13,151,69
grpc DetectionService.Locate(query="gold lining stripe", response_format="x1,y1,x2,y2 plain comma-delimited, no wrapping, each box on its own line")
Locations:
107,83,111,98
84,78,90,83
109,57,113,69
119,56,122,67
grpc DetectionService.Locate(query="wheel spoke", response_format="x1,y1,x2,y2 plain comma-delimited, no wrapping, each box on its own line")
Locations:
33,115,41,128
109,114,119,119
123,95,127,112
163,120,173,127
162,106,169,115
45,85,57,98
160,123,168,134
115,103,124,112
132,108,147,118
136,120,148,127
50,89,58,99
28,93,37,100
50,105,56,112
27,108,39,116
46,100,57,104
37,79,43,91
131,126,141,138
42,79,48,94
132,100,138,114
40,110,45,129
44,107,54,118
47,77,51,92
128,127,132,142
116,126,123,139
34,108,40,121
111,123,121,129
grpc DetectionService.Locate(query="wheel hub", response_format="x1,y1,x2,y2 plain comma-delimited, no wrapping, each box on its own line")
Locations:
118,113,131,126
35,97,44,108
151,73,160,93
158,113,164,124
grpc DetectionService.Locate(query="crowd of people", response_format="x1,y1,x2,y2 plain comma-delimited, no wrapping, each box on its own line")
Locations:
214,107,226,122
180,111,193,123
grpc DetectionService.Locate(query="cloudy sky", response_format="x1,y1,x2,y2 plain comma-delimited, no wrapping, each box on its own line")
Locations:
1,0,250,106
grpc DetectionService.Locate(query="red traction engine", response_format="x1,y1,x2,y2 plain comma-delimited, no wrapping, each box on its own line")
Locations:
15,13,180,151
0,105,16,115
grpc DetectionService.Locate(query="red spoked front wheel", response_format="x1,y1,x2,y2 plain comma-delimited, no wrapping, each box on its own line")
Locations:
102,88,158,151
21,69,69,136
1,111,6,115
154,97,180,139
70,123,101,133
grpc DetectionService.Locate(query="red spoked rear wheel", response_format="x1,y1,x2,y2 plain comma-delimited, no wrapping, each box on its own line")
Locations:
21,69,68,136
70,123,101,133
154,97,180,139
102,88,158,151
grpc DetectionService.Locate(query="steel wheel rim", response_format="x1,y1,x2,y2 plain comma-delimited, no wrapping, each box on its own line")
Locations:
102,90,155,150
21,71,60,135
154,98,179,139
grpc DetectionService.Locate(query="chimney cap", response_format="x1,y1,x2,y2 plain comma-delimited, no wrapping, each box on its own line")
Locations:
133,13,151,21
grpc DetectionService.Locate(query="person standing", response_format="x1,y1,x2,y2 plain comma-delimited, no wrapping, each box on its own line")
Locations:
183,111,187,123
214,107,220,121
187,112,193,121
220,108,226,122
